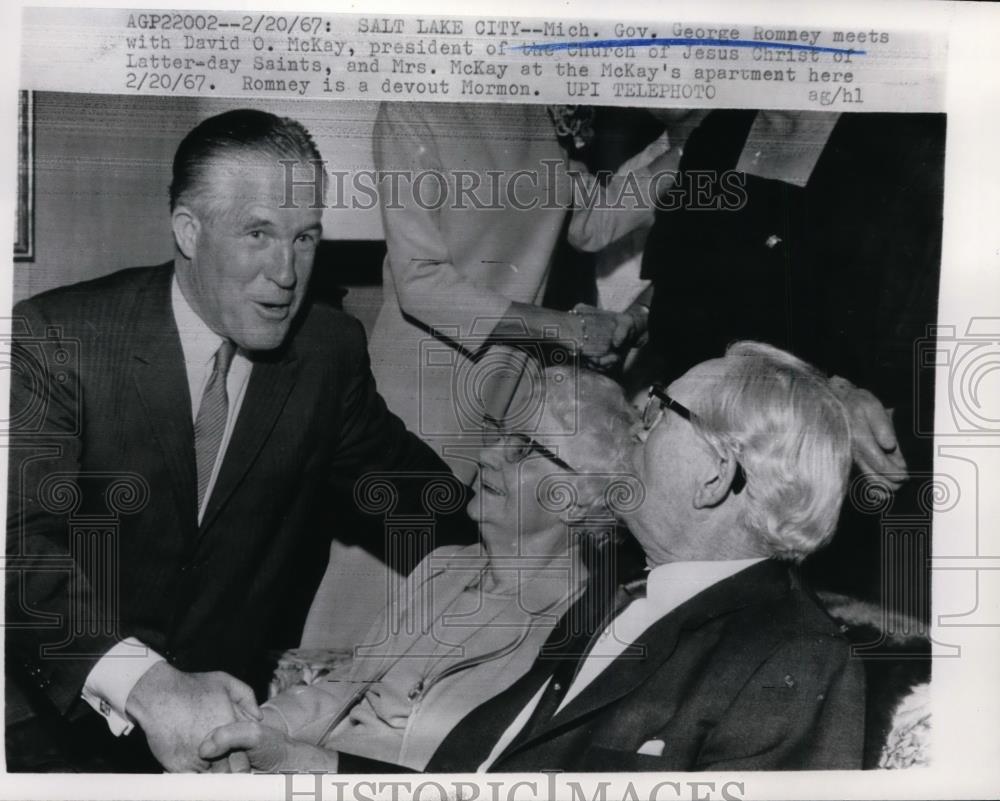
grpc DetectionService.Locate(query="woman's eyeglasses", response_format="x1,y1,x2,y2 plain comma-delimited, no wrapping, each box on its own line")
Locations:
641,384,746,494
481,424,577,473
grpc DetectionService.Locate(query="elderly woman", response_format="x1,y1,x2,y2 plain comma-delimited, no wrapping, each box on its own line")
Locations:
200,367,637,771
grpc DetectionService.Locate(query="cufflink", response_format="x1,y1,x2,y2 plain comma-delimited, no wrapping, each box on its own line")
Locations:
100,699,112,717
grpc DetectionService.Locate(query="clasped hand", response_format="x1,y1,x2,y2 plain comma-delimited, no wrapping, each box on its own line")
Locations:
571,303,645,370
125,661,261,772
198,714,339,773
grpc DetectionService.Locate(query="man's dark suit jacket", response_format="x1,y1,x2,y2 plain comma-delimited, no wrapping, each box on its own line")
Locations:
340,559,865,773
6,263,458,745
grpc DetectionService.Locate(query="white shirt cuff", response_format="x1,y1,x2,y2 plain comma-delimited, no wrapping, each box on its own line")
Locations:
81,638,165,736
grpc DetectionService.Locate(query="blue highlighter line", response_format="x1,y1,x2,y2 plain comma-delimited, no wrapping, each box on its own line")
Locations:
513,38,866,56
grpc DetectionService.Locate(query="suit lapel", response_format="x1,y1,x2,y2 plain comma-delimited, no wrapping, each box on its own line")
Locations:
499,560,791,761
129,265,198,528
199,349,299,532
426,589,592,773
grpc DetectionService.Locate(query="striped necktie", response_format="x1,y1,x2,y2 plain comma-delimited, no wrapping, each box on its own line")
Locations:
194,340,236,512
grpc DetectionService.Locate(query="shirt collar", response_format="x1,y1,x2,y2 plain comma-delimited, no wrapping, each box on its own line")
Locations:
171,274,224,370
644,558,766,619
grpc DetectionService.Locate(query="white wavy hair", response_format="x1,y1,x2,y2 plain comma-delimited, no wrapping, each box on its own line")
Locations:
539,366,638,519
691,341,852,562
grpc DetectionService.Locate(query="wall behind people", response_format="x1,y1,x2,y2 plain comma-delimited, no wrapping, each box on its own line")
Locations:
15,93,384,322
17,92,185,302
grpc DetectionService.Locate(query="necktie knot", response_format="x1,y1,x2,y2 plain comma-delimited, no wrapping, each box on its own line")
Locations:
618,575,648,604
598,573,648,629
213,339,236,376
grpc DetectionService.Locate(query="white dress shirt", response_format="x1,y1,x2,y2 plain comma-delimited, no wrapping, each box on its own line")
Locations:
479,558,765,771
80,276,253,735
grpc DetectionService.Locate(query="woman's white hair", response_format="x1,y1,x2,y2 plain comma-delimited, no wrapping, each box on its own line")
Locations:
691,341,852,562
540,366,638,520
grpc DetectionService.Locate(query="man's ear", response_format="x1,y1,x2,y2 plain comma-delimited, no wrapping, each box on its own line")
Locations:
171,205,200,261
693,449,741,509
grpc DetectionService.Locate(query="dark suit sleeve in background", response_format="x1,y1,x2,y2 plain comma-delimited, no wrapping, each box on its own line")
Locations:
327,316,448,483
323,315,477,566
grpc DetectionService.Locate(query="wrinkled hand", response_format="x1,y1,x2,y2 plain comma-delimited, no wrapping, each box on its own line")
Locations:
200,721,338,773
569,305,618,361
126,661,261,772
613,305,649,351
829,376,908,491
573,304,645,371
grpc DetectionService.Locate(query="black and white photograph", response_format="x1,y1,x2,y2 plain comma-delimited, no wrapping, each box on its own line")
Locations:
1,2,998,800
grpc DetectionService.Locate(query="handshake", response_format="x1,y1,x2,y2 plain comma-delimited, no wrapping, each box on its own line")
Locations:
568,302,650,372
126,661,325,773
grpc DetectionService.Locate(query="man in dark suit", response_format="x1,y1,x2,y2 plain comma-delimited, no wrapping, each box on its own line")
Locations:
5,109,464,772
638,110,945,612
200,341,866,772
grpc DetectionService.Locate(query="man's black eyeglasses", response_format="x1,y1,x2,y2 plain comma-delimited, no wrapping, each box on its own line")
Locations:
641,384,693,431
642,384,746,494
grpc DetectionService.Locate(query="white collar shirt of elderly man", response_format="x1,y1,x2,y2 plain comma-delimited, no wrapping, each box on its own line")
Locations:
626,358,767,567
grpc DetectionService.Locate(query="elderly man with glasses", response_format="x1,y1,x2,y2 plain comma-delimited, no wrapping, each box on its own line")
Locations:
203,341,866,773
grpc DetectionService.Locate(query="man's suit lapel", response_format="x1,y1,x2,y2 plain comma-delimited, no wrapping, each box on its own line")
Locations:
127,262,304,534
199,348,299,532
497,560,791,763
129,265,199,527
425,588,594,772
498,601,688,761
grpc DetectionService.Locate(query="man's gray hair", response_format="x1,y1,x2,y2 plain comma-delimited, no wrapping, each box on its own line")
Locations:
693,341,852,562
